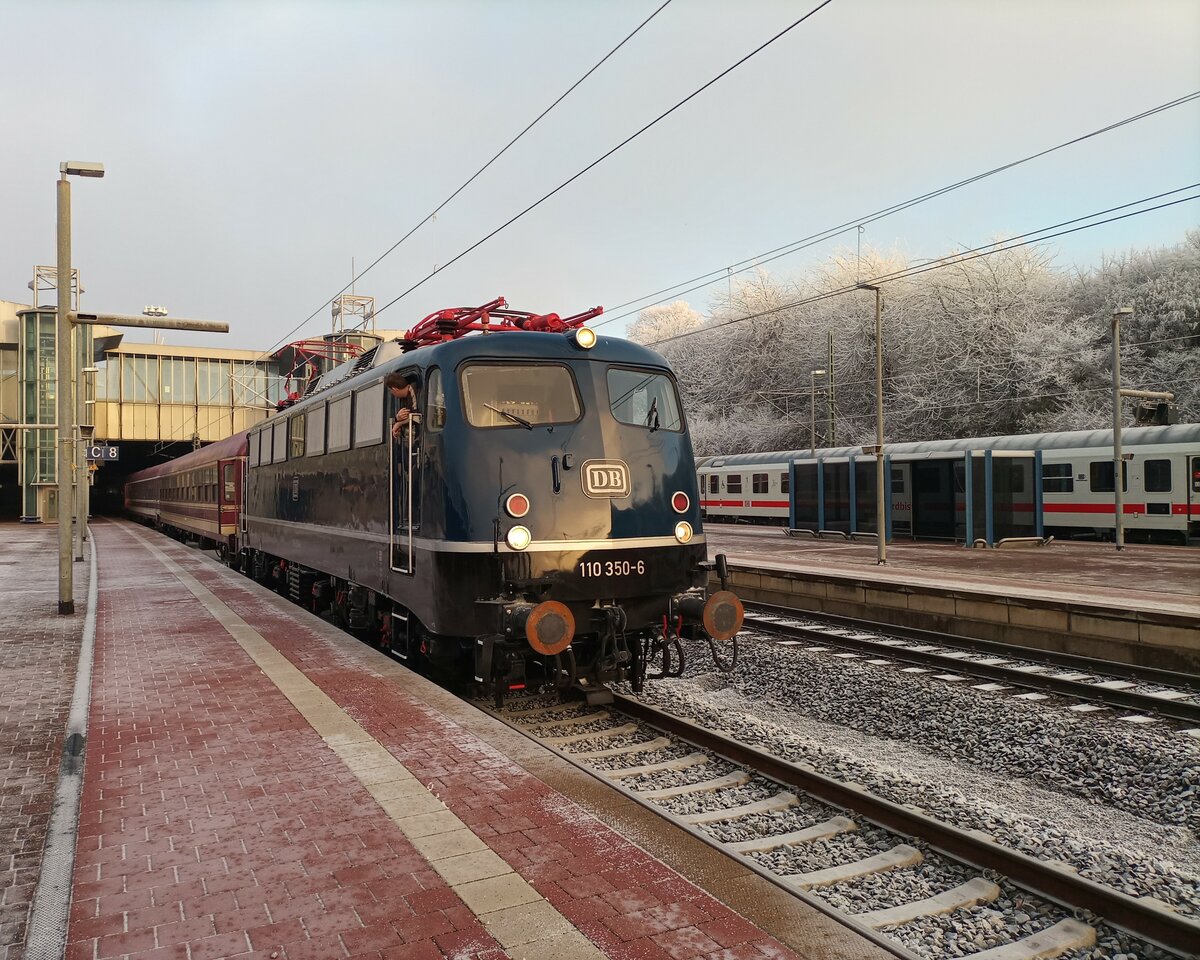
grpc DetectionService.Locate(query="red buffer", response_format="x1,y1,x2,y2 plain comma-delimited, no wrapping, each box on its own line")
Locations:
400,296,603,350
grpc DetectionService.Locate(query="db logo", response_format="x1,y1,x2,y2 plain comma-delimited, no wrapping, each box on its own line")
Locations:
582,459,630,499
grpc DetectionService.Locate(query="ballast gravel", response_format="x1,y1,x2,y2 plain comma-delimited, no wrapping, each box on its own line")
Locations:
624,634,1200,918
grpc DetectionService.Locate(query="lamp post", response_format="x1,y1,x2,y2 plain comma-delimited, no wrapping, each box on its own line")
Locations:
858,283,886,564
1112,306,1133,551
56,161,104,614
76,364,99,560
809,369,826,454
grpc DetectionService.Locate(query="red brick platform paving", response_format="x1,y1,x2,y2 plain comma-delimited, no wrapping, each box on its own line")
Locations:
75,520,810,960
70,524,506,960
0,525,89,960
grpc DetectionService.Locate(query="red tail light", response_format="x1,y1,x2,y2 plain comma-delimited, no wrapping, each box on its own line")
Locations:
505,493,530,518
672,492,690,514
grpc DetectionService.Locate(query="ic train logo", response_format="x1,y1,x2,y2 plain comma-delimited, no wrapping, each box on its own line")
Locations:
582,459,631,498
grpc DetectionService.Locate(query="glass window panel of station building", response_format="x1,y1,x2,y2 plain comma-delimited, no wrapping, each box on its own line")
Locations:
123,355,159,402
266,373,287,406
233,363,267,406
160,358,196,404
94,361,114,400
197,360,231,406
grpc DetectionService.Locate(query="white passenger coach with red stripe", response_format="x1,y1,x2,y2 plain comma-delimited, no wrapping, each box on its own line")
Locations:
697,424,1200,544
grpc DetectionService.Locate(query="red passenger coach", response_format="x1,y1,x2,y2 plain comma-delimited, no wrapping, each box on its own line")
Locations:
125,431,248,559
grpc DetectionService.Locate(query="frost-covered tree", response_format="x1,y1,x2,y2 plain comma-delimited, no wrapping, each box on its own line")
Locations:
629,233,1198,456
1064,229,1200,425
626,301,704,346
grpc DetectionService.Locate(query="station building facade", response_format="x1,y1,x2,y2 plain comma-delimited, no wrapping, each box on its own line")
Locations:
0,299,287,522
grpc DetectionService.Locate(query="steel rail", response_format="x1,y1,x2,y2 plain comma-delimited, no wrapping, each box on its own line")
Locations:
481,700,918,960
613,694,1200,955
742,608,1200,725
744,600,1200,691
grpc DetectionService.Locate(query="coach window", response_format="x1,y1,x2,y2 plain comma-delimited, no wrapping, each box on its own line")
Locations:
426,368,446,432
461,363,581,428
290,413,306,458
354,381,385,446
709,475,719,494
781,472,790,494
727,474,742,494
272,418,289,464
249,430,261,467
752,473,768,494
327,394,352,453
607,367,682,432
1144,459,1172,492
1042,463,1073,493
306,402,326,456
1089,460,1127,493
223,464,236,502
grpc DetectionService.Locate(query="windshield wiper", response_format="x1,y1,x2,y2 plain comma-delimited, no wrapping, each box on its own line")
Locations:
645,397,660,432
484,403,533,430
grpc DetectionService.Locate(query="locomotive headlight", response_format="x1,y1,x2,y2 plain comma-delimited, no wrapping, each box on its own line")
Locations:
506,525,532,550
674,521,693,543
572,327,597,349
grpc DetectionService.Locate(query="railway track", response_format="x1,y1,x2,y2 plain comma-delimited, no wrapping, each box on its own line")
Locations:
485,692,1199,960
742,602,1200,727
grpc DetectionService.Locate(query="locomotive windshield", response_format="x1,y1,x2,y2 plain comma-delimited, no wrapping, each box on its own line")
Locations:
460,362,582,428
607,367,682,432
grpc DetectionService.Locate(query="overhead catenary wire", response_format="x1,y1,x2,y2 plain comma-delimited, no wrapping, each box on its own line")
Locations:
648,185,1200,349
175,1,677,443
371,0,839,321
595,89,1200,328
171,82,1196,439
242,0,676,367
174,190,1196,451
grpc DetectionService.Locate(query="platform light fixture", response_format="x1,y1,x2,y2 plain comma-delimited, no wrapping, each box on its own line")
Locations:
61,161,105,178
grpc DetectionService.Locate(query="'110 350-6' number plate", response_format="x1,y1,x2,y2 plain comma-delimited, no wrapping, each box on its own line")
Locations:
578,559,646,578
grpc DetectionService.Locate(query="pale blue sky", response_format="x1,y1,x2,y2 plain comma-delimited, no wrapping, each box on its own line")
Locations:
2,0,1197,350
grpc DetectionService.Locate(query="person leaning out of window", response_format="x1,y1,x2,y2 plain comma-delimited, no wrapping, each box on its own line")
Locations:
386,372,418,441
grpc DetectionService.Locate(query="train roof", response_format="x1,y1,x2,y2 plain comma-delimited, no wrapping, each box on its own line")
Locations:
279,330,676,418
695,423,1200,467
390,330,674,370
127,430,249,482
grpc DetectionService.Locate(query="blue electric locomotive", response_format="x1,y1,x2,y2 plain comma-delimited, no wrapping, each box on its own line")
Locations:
241,299,743,702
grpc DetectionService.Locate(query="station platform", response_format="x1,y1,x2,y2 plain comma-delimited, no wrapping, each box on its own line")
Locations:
706,527,1200,671
2,520,893,960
